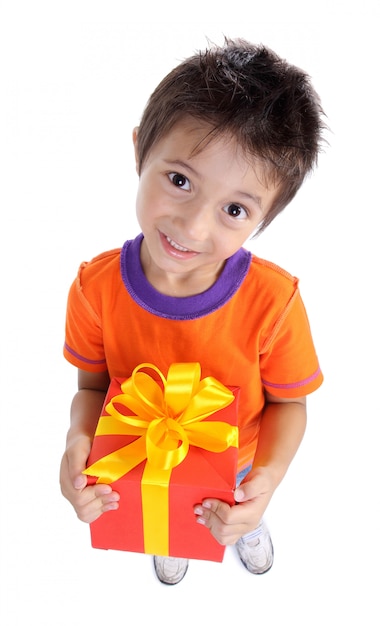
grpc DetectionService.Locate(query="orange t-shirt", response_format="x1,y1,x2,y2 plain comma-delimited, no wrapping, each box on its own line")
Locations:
64,234,323,469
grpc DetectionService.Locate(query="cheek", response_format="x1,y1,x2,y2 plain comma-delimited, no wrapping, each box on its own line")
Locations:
135,192,152,231
139,185,170,224
213,232,245,259
135,182,151,218
134,191,143,221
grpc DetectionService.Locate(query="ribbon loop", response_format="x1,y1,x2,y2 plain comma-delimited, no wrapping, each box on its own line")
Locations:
164,362,201,416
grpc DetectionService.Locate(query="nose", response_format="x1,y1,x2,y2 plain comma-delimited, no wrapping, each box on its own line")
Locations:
175,199,214,242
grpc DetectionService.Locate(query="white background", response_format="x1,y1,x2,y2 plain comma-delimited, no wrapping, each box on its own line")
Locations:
1,1,379,624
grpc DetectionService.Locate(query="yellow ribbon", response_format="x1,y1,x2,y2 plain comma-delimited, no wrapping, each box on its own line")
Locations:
84,362,238,554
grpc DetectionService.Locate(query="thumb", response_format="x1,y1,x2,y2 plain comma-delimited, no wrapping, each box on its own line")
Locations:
73,473,87,490
234,485,249,502
234,478,260,503
66,440,91,490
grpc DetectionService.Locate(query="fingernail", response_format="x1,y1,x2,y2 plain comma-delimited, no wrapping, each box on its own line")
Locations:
194,506,203,515
104,502,119,511
97,484,112,495
74,476,86,489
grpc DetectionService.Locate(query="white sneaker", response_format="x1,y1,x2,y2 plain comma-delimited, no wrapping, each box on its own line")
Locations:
235,520,274,574
153,556,189,585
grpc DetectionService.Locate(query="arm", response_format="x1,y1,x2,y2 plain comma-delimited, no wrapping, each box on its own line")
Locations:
60,369,120,523
193,392,307,545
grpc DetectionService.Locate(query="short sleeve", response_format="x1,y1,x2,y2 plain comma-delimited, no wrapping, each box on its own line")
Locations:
259,288,323,398
63,262,107,372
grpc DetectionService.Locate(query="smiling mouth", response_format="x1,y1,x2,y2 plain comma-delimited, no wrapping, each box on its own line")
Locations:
165,235,194,253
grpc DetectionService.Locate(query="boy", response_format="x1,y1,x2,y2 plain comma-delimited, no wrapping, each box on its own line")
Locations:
60,38,326,585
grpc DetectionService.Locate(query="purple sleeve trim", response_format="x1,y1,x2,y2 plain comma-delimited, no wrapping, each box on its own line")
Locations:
262,366,322,390
64,343,107,366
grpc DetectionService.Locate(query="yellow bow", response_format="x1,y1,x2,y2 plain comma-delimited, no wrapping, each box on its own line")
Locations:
84,362,238,482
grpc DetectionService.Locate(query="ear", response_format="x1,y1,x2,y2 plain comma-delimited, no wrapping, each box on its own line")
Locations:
132,127,139,174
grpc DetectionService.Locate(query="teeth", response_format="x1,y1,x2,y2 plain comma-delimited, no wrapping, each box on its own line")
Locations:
166,236,191,252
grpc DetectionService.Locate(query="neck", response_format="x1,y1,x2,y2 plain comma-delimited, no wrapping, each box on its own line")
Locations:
140,245,225,297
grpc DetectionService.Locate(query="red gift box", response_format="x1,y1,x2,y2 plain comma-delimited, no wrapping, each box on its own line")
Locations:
84,363,239,562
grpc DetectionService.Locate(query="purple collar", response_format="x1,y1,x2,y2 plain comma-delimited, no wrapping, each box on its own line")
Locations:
120,233,251,320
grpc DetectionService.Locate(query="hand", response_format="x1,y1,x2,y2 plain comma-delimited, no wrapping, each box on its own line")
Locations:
60,435,120,523
193,467,275,545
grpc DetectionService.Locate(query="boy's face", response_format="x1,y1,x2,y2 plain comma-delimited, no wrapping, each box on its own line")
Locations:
133,118,279,295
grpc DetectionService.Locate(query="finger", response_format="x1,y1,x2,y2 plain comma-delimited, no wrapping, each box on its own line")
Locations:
194,503,246,545
60,451,121,523
76,484,120,523
80,483,119,508
194,499,236,528
199,499,232,523
195,495,262,525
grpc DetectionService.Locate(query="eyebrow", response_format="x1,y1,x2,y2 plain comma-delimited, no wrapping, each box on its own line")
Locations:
164,159,199,176
238,191,263,210
164,159,264,212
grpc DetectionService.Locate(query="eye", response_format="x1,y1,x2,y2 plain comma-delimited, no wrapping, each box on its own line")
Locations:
168,172,191,190
223,203,248,219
